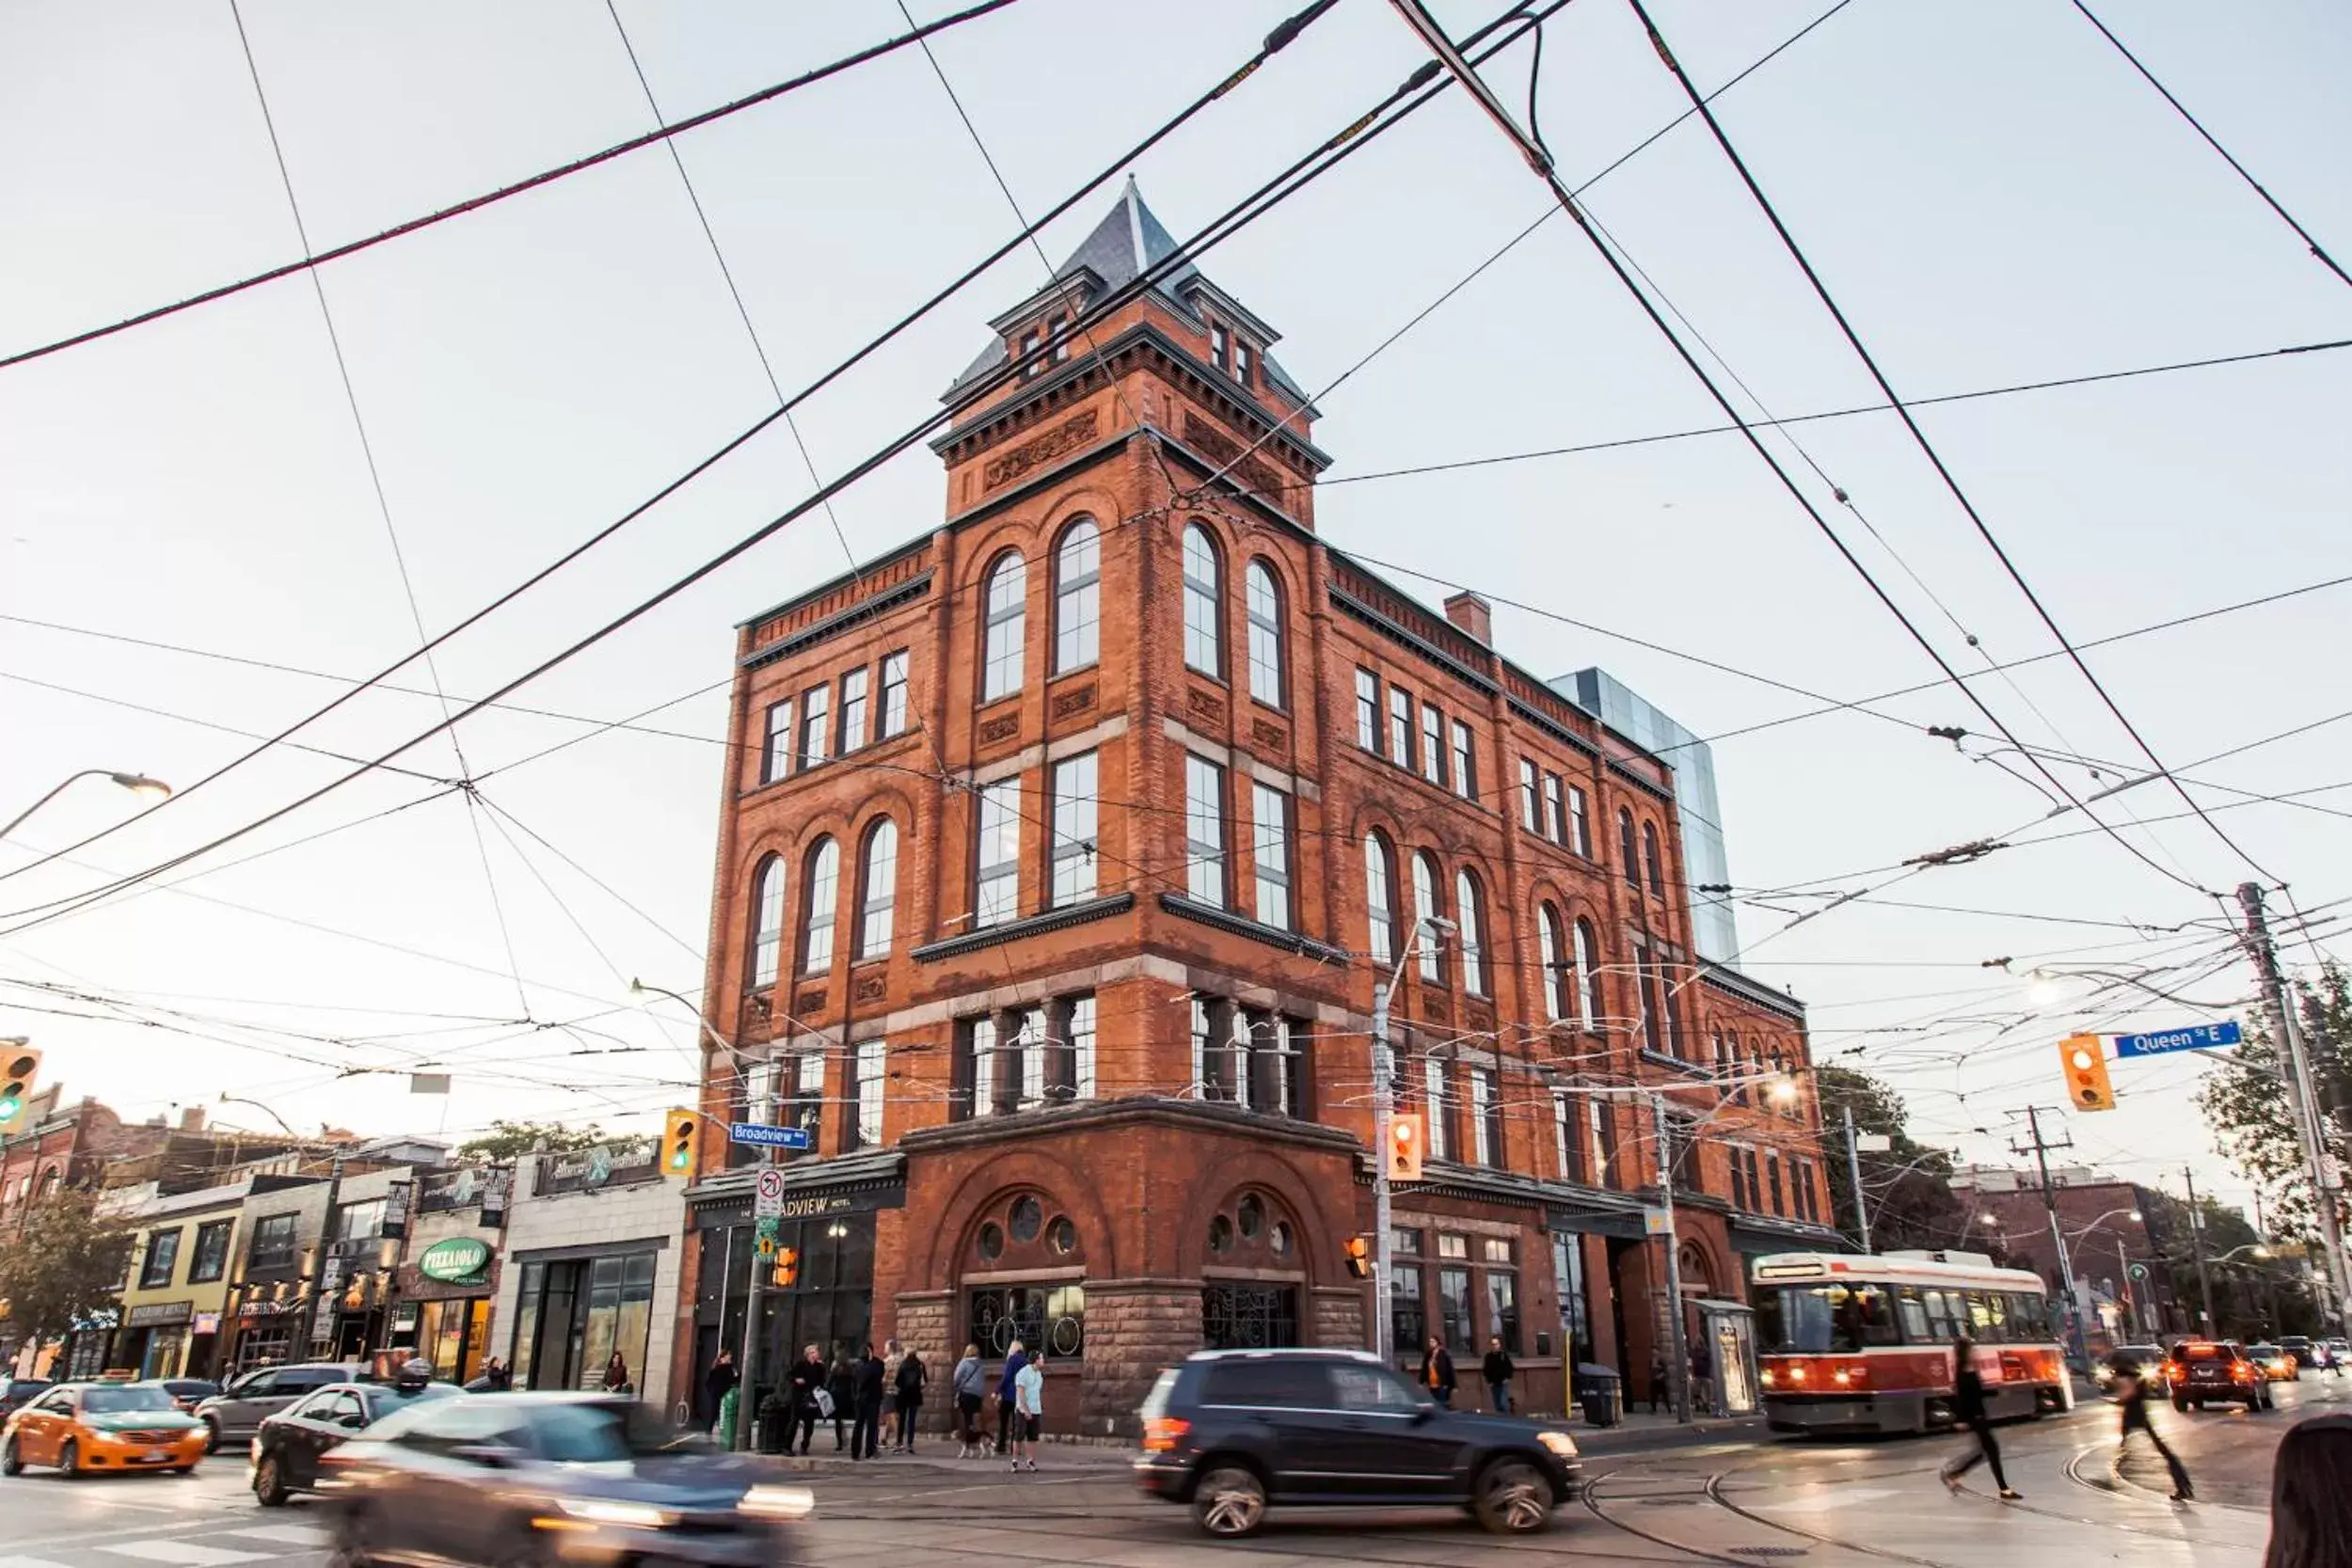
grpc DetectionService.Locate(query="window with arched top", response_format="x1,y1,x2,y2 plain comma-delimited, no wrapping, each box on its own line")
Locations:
981,551,1026,701
1364,832,1396,964
800,837,840,975
1642,821,1666,897
1412,852,1444,982
1243,560,1284,706
750,856,786,988
1538,903,1568,1022
1182,523,1222,676
1053,519,1100,674
1454,869,1487,996
857,819,898,959
1573,917,1601,1031
1617,808,1640,889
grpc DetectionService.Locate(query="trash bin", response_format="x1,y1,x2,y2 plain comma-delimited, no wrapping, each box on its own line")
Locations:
1573,1364,1623,1428
755,1392,789,1454
717,1386,739,1449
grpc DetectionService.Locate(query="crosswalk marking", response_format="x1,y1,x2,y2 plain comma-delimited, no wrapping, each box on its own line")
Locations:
206,1528,323,1548
101,1544,272,1566
0,1556,80,1568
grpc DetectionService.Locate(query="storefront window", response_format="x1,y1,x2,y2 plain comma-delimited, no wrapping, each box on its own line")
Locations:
1554,1236,1594,1367
1391,1263,1426,1366
969,1283,1086,1358
512,1252,656,1392
1200,1284,1297,1351
1485,1269,1520,1354
1438,1267,1473,1353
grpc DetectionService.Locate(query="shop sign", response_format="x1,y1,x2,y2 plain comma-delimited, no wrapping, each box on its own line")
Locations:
382,1180,412,1239
391,1304,420,1332
417,1236,492,1285
480,1165,513,1226
125,1300,192,1328
192,1312,221,1335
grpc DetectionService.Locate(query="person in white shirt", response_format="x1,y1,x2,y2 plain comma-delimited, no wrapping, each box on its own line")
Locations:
1011,1351,1045,1472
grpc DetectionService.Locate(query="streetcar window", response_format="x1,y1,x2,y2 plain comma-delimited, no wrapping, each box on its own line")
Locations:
1757,1283,1899,1353
1922,1290,1963,1341
1895,1286,1930,1342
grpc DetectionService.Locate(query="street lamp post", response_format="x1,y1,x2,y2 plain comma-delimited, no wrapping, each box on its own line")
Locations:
0,769,170,839
1372,918,1452,1369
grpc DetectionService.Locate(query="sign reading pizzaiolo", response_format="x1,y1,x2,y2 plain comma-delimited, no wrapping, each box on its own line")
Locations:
416,1236,492,1286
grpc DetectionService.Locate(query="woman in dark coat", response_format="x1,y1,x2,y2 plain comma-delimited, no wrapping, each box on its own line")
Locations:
894,1348,928,1453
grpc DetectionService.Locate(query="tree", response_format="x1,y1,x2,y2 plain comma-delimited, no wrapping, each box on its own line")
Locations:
455,1120,606,1162
2195,961,2351,1239
1812,1066,1983,1256
0,1185,131,1349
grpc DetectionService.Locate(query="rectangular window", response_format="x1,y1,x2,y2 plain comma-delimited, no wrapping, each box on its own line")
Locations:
1389,689,1414,770
1637,949,1665,1054
1422,1058,1452,1162
1391,1264,1425,1370
1190,999,1216,1099
1184,755,1228,908
852,1038,885,1149
1419,705,1446,787
1744,1148,1763,1215
967,1017,999,1119
1470,1068,1502,1168
838,669,869,752
1567,784,1592,857
1727,1145,1750,1211
1768,1152,1786,1216
1233,339,1253,385
189,1219,234,1284
1355,670,1380,754
1553,1092,1581,1184
1048,312,1070,363
1518,759,1539,832
1437,1233,1470,1260
798,683,830,768
1019,326,1042,377
761,699,792,784
1050,752,1098,907
879,651,910,738
1588,1101,1618,1190
1450,721,1475,800
1069,995,1097,1101
1543,774,1565,845
976,780,1022,927
1438,1267,1473,1354
1250,783,1291,930
1485,1267,1520,1354
248,1213,299,1270
1015,1006,1048,1110
140,1227,182,1289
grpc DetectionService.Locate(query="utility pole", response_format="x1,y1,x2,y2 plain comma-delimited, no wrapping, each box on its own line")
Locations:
1842,1105,1873,1254
2254,1189,2282,1334
2184,1165,2217,1336
2237,882,2352,1335
1652,1094,1692,1423
2012,1107,2085,1365
1371,972,1397,1369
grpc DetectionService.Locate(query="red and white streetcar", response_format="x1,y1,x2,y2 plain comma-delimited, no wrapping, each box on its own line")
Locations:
1751,1251,2073,1434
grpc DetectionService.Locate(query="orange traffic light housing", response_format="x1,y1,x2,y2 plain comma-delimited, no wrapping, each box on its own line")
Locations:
1387,1114,1425,1181
0,1045,40,1133
771,1245,801,1289
661,1108,699,1180
2060,1036,2116,1112
1344,1236,1373,1279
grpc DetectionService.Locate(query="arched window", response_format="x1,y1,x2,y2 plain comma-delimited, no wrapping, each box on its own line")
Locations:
1617,807,1640,889
1053,519,1100,673
750,856,785,988
1454,869,1486,996
1538,903,1567,1022
1412,852,1444,982
1642,821,1665,897
1573,917,1601,1031
800,837,840,975
1364,832,1396,964
857,819,898,958
1182,523,1222,675
1244,560,1284,705
981,551,1026,701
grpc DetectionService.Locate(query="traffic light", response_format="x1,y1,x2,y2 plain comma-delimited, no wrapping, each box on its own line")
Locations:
1387,1114,1425,1181
771,1245,800,1289
2060,1035,2116,1112
661,1108,699,1180
1344,1236,1373,1279
0,1045,40,1133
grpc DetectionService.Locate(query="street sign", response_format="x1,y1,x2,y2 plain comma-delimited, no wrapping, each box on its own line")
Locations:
755,1166,786,1218
729,1121,812,1150
1854,1132,1893,1153
2112,1021,2243,1059
1643,1207,1672,1236
755,1214,780,1242
756,1232,775,1259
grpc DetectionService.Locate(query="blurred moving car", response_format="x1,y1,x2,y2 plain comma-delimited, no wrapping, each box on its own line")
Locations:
0,1377,53,1419
2246,1344,2298,1383
2,1380,209,1476
2163,1342,2272,1411
2093,1345,2168,1396
251,1376,458,1505
195,1362,367,1452
1133,1349,1581,1538
137,1378,221,1415
315,1392,810,1566
2280,1336,2316,1374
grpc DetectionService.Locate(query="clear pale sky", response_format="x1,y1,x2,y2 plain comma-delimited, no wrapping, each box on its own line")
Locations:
3,0,2345,1225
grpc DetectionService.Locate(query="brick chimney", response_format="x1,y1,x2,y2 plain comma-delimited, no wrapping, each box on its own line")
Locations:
1443,591,1492,645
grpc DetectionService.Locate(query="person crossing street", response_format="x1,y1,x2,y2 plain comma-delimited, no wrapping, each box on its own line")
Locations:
2110,1350,2193,1502
1940,1337,2021,1500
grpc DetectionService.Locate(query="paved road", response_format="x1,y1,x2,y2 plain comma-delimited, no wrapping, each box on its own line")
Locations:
2108,1370,2352,1508
6,1389,2330,1568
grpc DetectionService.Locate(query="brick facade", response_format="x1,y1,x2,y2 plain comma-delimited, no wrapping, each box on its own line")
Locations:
671,186,1836,1433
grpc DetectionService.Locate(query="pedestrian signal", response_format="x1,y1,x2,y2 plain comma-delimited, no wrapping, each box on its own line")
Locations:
1344,1236,1373,1279
1388,1114,1425,1181
771,1246,800,1289
2060,1036,2116,1112
661,1108,699,1179
0,1046,40,1133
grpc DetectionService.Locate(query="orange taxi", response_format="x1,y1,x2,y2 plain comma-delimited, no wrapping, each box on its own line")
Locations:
2,1379,208,1477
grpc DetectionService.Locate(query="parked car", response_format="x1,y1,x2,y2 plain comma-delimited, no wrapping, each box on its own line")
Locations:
1132,1348,1581,1538
136,1378,221,1415
195,1363,367,1451
0,1377,53,1418
2280,1336,2316,1373
2163,1342,2271,1411
251,1379,459,1505
2,1380,209,1476
313,1392,810,1566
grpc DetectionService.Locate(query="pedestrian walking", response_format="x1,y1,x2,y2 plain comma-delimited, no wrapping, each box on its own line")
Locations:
2265,1414,2352,1568
1011,1350,1045,1472
2111,1351,2193,1501
852,1342,885,1460
789,1344,827,1456
702,1350,738,1428
1691,1337,1716,1418
1481,1336,1515,1414
827,1349,856,1451
1940,1337,2021,1499
1419,1338,1456,1408
1647,1351,1669,1415
880,1338,904,1449
895,1346,928,1453
994,1341,1027,1455
953,1343,986,1458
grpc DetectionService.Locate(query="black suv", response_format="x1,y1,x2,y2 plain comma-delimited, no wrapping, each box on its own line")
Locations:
2165,1342,2270,1411
1133,1349,1581,1538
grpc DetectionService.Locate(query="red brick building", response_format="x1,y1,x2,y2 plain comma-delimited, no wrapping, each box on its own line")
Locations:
672,185,1837,1430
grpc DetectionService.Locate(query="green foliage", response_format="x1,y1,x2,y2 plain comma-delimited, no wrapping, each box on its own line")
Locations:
0,1185,131,1346
2195,961,2351,1238
455,1119,606,1162
1813,1066,1980,1255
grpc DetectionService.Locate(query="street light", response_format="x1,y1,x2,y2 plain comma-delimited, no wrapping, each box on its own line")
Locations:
0,769,171,839
1372,916,1453,1370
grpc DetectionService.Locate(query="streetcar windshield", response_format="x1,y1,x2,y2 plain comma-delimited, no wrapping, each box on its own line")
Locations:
1756,1280,2054,1353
